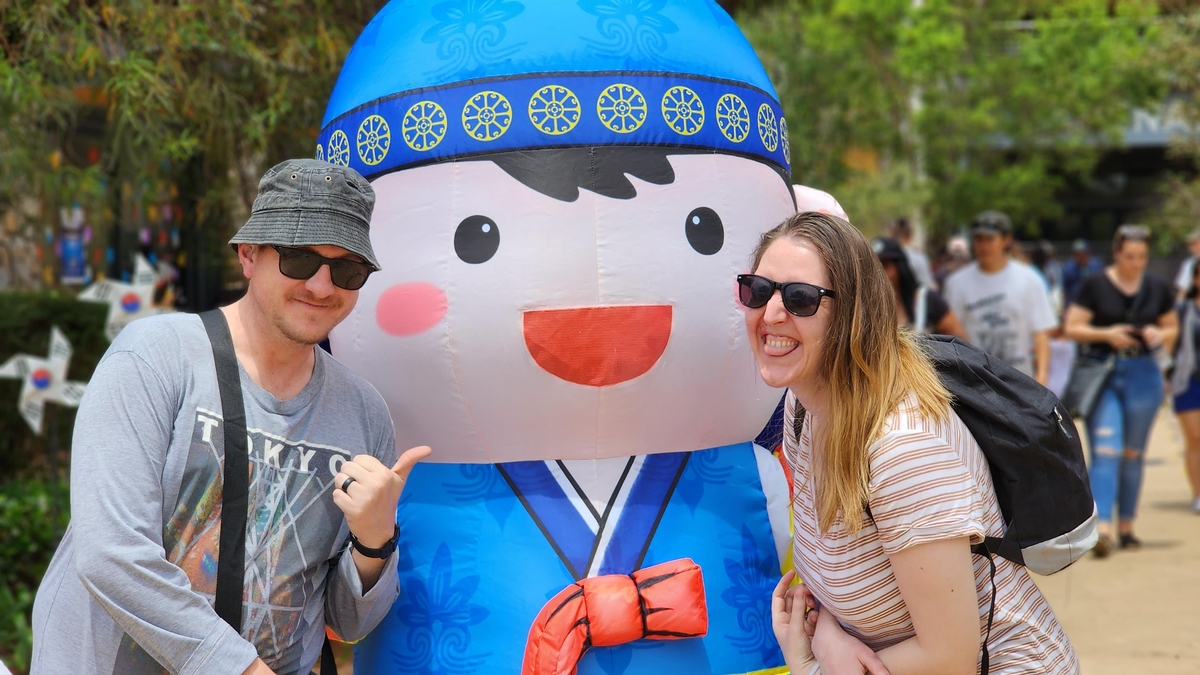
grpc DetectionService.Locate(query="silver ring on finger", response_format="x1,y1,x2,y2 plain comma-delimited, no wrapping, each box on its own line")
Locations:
340,476,356,493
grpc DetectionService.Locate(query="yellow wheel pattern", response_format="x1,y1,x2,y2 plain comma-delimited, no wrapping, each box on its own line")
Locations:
529,85,582,136
402,101,448,152
757,103,779,153
327,130,350,166
662,86,704,136
463,91,512,141
597,84,648,133
716,94,750,143
357,114,392,166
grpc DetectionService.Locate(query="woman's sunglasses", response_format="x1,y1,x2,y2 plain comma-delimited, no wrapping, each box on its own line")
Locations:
272,245,375,291
736,274,837,317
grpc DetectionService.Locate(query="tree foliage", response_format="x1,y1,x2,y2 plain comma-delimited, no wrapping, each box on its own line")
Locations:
1148,9,1200,249
737,0,1165,237
0,0,384,300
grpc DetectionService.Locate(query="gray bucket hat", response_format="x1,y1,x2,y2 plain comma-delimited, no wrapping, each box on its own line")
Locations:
229,158,380,270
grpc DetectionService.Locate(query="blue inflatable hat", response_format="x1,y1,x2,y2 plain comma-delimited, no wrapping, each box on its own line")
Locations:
317,0,791,185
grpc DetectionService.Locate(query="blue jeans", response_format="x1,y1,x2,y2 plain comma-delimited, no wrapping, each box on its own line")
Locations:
1086,355,1163,524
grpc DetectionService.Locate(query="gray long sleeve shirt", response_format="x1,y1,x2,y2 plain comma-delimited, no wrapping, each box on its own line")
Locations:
32,313,400,674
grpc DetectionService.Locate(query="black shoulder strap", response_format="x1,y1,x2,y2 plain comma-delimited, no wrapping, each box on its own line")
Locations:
199,309,249,634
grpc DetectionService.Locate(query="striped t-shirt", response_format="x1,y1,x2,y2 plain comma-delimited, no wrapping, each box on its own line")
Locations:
784,392,1079,674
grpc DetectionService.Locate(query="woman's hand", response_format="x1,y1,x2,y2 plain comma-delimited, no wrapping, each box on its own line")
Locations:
1141,324,1164,349
811,606,891,675
771,570,818,670
1106,324,1141,349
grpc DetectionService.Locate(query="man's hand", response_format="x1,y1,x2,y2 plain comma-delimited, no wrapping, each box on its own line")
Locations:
332,445,432,548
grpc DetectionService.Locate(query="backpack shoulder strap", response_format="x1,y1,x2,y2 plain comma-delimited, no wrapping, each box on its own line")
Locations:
199,309,248,633
914,285,929,333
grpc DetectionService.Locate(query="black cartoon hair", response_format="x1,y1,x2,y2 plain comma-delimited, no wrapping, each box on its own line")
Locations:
473,146,791,203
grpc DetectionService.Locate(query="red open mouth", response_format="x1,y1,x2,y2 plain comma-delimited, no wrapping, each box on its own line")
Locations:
522,305,673,387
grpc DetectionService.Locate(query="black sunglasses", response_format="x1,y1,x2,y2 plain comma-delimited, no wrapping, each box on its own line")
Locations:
737,274,837,317
272,245,374,291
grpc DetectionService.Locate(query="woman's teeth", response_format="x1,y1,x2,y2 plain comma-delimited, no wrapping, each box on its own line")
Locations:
765,337,798,349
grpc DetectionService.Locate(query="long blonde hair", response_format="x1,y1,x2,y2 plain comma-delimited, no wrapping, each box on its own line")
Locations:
751,212,951,534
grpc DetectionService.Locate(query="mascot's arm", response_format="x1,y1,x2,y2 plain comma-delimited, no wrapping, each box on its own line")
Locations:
753,443,793,574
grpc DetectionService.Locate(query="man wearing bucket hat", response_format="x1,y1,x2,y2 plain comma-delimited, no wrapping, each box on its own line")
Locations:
33,159,429,675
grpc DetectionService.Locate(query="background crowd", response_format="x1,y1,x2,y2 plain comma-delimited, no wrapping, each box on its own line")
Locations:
880,212,1200,556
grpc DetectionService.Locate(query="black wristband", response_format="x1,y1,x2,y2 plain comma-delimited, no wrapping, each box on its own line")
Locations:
349,524,399,559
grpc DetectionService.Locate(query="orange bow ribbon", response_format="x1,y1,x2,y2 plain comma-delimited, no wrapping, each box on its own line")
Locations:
521,558,708,675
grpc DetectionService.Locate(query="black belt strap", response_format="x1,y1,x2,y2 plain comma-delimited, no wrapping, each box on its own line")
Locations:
201,309,338,674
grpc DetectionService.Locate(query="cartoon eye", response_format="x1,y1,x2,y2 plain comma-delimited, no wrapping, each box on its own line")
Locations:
454,215,500,264
685,207,723,256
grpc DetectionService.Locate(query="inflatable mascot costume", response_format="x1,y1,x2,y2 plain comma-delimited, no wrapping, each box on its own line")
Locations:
319,1,798,672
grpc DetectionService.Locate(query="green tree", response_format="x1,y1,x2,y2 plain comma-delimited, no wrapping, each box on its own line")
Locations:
0,0,385,306
737,0,1164,237
1148,8,1200,251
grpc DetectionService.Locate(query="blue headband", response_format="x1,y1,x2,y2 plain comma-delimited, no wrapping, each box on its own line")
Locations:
317,71,790,180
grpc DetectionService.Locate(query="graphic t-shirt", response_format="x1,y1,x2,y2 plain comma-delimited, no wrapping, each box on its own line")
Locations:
32,313,399,675
944,261,1058,377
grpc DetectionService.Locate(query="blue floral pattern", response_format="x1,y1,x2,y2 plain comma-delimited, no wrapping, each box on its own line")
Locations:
721,525,779,663
422,0,526,77
578,0,678,62
443,464,516,526
677,449,733,514
392,542,491,674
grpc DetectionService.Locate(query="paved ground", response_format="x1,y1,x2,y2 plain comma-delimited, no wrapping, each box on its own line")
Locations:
1034,405,1200,674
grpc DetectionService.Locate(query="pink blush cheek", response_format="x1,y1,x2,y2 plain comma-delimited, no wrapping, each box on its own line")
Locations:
375,282,448,336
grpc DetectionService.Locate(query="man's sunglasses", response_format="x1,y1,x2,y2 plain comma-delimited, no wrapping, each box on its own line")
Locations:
272,245,374,291
737,274,837,317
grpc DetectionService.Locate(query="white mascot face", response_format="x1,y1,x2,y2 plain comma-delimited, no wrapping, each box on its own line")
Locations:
332,153,794,463
320,0,800,463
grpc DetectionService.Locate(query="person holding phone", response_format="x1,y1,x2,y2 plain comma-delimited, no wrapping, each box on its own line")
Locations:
1063,224,1177,558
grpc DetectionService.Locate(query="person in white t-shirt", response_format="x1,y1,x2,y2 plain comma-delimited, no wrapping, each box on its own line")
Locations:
943,210,1058,385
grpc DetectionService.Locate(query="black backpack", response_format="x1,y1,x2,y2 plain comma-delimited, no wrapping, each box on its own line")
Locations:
921,334,1098,575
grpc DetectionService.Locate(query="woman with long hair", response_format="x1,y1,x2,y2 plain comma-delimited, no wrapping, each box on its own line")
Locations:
871,236,967,339
1169,260,1200,513
1063,224,1177,557
742,212,1077,674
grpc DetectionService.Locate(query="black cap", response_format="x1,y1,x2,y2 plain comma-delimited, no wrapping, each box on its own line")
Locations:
971,210,1012,237
871,236,907,262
